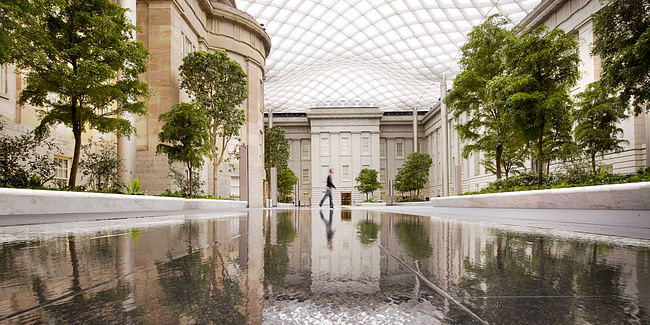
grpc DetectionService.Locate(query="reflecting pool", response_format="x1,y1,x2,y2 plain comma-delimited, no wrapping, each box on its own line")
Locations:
1,209,649,324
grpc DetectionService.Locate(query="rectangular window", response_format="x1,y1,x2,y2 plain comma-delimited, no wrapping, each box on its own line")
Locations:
380,168,386,183
0,64,7,95
54,157,71,180
396,142,403,158
379,139,386,158
474,151,481,176
301,142,310,159
341,135,350,156
302,168,310,184
342,165,350,181
361,134,370,155
183,35,194,57
320,134,330,156
602,164,613,174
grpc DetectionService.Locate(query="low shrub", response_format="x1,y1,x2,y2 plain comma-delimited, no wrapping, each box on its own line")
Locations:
396,196,424,202
464,166,650,195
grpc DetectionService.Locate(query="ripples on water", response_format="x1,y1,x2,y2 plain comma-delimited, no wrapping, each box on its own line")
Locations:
0,209,649,324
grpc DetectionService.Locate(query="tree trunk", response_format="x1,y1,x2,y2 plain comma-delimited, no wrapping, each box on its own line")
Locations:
187,163,193,197
591,152,596,174
537,126,544,185
212,161,219,197
69,123,82,188
495,144,503,179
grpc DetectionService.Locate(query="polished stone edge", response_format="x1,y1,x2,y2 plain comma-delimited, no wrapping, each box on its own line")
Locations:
356,202,387,207
0,188,247,215
430,182,650,210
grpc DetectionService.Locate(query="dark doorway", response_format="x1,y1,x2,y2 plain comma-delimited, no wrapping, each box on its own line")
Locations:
341,192,352,206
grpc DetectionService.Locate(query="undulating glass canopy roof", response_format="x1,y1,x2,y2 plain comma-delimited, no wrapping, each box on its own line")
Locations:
237,0,542,113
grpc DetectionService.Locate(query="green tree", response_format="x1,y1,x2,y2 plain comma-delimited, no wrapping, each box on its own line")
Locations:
575,82,627,173
178,50,247,196
504,25,580,184
264,126,290,200
8,0,150,188
445,15,516,179
394,152,432,197
157,103,211,197
80,139,123,191
0,121,58,188
593,0,650,115
277,167,298,201
355,168,381,200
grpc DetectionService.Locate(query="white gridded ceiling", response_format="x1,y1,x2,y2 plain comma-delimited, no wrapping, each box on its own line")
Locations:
236,0,542,112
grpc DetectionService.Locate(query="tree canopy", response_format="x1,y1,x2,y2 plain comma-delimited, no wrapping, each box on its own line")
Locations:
355,168,381,200
157,103,211,197
264,126,290,180
445,15,516,179
394,152,432,197
6,0,150,187
593,0,650,115
277,167,298,200
179,50,247,196
504,25,580,184
575,81,627,173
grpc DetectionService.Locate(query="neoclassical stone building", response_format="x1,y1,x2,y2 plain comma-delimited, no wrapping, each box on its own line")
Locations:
0,0,270,206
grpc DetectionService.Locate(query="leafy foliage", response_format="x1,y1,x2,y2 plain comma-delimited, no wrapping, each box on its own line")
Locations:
356,220,380,245
394,152,432,197
157,102,211,197
0,122,59,188
593,0,650,115
504,25,580,184
179,50,247,196
79,140,123,191
7,0,151,187
395,219,433,261
264,126,293,200
464,167,650,195
355,168,381,200
445,15,519,179
575,82,628,173
121,177,145,195
277,167,298,199
167,168,205,198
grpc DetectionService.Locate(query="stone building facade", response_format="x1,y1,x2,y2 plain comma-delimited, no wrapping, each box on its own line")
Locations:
0,0,270,206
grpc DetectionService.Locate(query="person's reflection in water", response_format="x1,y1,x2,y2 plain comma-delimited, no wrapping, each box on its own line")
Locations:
319,209,335,250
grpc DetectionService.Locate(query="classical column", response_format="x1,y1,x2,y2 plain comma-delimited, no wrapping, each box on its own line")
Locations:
117,0,137,185
413,107,418,152
441,73,449,197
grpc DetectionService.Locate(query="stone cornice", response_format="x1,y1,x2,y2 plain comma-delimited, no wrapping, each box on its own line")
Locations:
198,0,271,56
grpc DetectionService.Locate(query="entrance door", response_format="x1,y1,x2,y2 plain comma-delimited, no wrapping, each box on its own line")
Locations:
341,192,352,206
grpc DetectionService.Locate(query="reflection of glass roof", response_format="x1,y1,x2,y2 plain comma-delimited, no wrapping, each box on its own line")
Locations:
237,0,542,112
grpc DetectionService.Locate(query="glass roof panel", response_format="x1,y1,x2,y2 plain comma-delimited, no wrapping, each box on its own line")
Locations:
236,0,543,112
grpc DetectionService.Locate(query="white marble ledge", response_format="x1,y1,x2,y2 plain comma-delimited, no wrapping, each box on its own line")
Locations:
430,182,650,210
0,188,247,215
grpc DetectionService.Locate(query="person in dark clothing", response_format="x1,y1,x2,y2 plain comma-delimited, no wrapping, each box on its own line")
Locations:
319,168,336,208
319,209,335,250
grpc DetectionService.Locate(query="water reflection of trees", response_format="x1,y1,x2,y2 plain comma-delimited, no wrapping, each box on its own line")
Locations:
394,218,433,300
356,212,380,245
157,248,246,324
264,212,297,291
29,236,142,324
456,232,646,324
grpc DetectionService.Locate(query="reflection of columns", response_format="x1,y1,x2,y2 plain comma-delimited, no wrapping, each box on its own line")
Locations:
413,107,418,152
117,232,136,316
243,210,264,324
117,0,136,184
440,74,449,197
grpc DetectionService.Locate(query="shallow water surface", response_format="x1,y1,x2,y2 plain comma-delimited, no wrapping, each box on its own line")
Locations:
0,209,649,324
